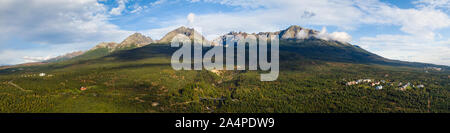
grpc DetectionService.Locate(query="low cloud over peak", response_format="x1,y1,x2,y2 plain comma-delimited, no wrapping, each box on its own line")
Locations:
315,27,352,43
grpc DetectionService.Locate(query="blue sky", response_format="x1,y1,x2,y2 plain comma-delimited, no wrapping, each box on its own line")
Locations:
0,0,449,66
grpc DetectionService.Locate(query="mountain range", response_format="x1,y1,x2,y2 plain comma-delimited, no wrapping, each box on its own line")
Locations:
215,25,320,43
38,25,448,70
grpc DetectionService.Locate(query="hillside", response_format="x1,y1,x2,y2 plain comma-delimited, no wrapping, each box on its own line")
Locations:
44,51,85,63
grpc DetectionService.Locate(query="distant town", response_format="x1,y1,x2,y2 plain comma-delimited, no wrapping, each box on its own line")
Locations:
344,78,425,91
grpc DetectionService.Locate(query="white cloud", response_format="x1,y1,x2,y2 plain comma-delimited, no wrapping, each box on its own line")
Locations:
150,0,167,6
329,32,352,43
296,30,309,39
110,0,128,15
187,13,196,26
197,0,267,8
356,0,450,40
312,27,352,43
0,0,132,65
22,56,53,62
414,0,450,10
351,0,450,65
0,0,131,44
360,34,450,66
0,41,93,65
130,3,145,14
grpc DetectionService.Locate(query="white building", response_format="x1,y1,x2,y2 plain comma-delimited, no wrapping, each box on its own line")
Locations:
39,73,46,77
375,85,383,90
363,79,372,83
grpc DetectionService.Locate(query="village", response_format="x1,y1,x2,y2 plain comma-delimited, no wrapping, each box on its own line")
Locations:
18,72,91,91
20,72,53,78
344,78,425,91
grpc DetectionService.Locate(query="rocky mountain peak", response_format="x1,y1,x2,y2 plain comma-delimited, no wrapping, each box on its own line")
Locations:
214,25,317,43
279,25,317,40
118,33,154,48
91,42,118,50
158,26,206,43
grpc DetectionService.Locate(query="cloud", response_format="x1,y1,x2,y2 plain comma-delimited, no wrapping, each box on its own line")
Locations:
296,30,309,39
329,32,352,43
150,0,167,6
350,0,450,65
0,0,132,65
313,27,352,43
196,0,266,8
110,0,128,15
130,3,144,14
356,0,450,40
414,0,450,10
360,34,450,66
187,13,196,26
0,0,131,45
22,56,52,62
0,42,84,65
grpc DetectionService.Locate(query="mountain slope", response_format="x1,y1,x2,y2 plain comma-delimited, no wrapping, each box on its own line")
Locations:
44,51,85,63
66,33,154,62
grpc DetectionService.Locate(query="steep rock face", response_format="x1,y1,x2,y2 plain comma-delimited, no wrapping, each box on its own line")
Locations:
251,25,318,40
118,33,154,48
279,25,317,40
158,26,206,43
214,25,320,45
